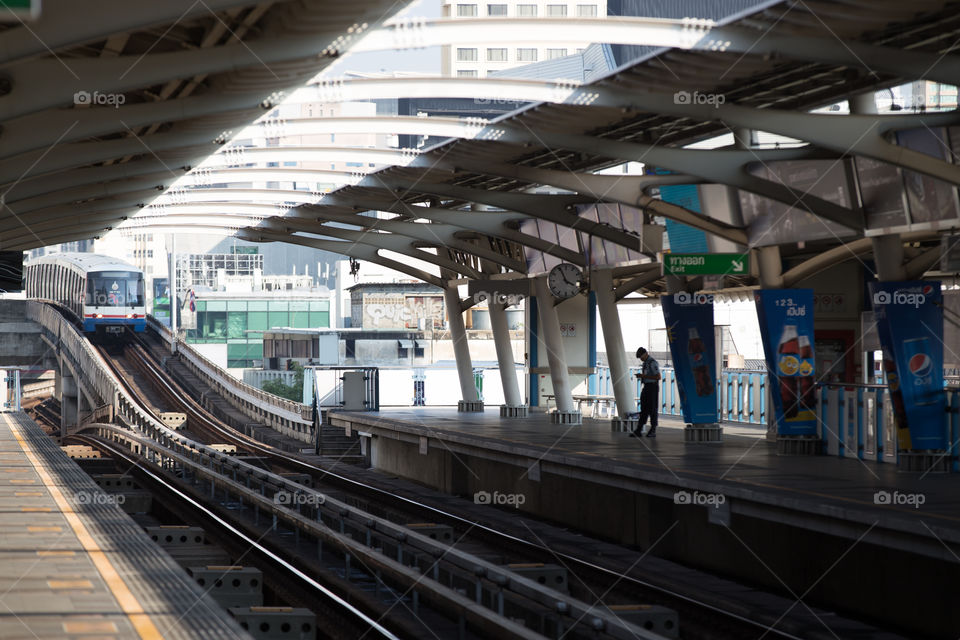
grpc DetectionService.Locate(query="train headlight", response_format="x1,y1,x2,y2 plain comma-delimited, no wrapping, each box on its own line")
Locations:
95,313,103,319
126,313,133,318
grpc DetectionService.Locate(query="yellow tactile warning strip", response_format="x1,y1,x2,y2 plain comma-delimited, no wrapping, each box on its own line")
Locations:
4,414,163,640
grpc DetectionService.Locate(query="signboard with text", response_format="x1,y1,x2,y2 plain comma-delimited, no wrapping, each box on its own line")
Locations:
662,253,748,276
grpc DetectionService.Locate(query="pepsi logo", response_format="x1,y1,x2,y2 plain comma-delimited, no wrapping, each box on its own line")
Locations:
908,353,932,378
922,285,933,295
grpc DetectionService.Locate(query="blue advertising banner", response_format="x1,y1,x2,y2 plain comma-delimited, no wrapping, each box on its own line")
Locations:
754,289,817,436
869,281,945,450
661,293,717,424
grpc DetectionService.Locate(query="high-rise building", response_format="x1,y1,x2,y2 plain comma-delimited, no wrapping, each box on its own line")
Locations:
441,1,607,78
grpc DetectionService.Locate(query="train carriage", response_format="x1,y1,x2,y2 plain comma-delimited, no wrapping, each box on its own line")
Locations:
25,253,146,334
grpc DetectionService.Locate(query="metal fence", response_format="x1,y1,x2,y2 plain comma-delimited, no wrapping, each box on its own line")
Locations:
592,366,768,425
595,362,959,470
819,383,960,471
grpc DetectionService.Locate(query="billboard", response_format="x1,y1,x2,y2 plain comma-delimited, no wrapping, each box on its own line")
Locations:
661,294,718,424
869,281,946,450
754,289,818,436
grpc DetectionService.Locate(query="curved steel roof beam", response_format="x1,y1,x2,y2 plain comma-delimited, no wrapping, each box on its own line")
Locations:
245,115,488,140
346,17,960,85
0,93,265,160
285,211,526,273
0,196,143,238
154,188,321,206
315,196,586,266
2,159,187,204
0,0,264,65
585,88,960,187
481,125,863,231
0,33,336,122
236,228,444,287
255,218,483,279
438,157,747,244
0,128,223,187
8,174,172,215
362,173,651,252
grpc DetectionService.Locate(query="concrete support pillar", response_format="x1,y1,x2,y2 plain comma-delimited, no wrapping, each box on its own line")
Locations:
444,286,483,412
871,234,907,281
593,269,636,430
489,301,527,417
534,277,581,424
60,367,78,438
755,247,782,442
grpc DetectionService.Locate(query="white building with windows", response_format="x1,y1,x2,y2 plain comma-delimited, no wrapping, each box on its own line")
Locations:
441,1,607,77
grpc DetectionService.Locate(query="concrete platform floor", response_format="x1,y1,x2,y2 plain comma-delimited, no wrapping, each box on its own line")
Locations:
334,407,960,544
0,411,249,640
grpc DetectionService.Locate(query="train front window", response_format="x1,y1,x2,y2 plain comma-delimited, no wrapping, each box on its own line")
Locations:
88,271,144,307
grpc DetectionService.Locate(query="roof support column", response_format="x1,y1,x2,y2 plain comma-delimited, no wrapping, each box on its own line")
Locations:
444,286,483,412
593,269,636,428
754,246,782,442
533,277,582,425
849,93,907,282
489,300,527,417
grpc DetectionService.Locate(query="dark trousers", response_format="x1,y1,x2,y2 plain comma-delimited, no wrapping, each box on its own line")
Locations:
639,384,659,428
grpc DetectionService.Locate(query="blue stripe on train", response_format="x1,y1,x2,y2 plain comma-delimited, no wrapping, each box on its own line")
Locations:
82,317,146,333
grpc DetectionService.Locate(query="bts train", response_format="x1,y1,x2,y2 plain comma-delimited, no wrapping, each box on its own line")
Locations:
25,253,146,334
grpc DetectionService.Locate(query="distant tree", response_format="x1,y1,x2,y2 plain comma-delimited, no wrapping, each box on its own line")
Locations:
261,362,305,402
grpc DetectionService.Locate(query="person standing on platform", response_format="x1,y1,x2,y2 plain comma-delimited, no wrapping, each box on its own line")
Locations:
630,347,661,438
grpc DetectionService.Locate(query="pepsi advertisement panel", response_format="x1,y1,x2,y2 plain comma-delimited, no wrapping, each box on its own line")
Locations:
661,293,718,424
869,281,945,450
754,290,817,436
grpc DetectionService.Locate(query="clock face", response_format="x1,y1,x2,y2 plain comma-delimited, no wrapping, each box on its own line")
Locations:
547,263,582,299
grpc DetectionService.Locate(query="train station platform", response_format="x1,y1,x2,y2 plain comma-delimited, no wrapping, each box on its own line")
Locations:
0,412,249,640
328,407,959,635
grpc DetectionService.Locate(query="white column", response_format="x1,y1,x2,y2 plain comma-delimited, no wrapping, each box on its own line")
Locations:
592,269,635,419
489,301,523,409
444,286,481,409
534,277,576,417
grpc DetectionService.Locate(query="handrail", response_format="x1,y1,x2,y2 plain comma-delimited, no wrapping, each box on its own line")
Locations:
146,315,310,427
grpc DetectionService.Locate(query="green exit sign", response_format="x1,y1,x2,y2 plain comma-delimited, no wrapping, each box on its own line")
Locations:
662,253,749,276
1,0,40,20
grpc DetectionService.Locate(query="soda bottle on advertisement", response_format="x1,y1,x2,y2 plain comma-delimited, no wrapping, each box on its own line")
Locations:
903,337,938,406
688,327,712,396
797,334,815,411
777,325,800,418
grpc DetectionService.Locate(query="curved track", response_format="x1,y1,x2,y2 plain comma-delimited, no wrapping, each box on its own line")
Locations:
97,331,809,640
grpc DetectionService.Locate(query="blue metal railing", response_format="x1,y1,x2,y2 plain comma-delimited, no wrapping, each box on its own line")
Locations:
591,368,959,468
591,366,767,425
818,382,959,469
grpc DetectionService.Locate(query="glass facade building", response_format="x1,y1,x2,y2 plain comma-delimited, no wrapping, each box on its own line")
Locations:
187,298,331,368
